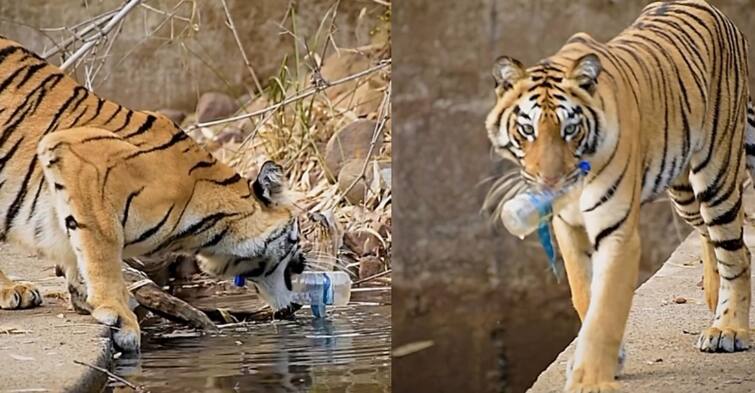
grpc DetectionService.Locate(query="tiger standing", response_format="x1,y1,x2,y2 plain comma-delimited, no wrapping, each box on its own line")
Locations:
0,36,307,352
485,1,751,391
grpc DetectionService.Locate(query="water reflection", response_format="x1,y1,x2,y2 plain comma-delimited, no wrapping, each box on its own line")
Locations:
112,305,390,393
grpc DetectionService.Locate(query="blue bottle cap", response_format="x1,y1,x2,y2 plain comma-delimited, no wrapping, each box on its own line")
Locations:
233,275,246,287
577,160,591,173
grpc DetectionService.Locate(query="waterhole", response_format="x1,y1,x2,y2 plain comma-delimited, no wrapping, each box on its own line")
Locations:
110,291,391,393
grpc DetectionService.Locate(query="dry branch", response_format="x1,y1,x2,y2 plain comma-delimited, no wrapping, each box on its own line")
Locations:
122,266,217,331
186,59,391,130
60,0,142,70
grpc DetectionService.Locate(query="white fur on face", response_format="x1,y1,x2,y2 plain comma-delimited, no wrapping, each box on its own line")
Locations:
249,259,296,311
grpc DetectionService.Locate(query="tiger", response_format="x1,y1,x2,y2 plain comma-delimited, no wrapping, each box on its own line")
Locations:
0,35,307,352
484,1,752,391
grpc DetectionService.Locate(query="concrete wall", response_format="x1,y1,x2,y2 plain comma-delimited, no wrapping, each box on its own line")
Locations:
393,1,755,393
0,0,383,111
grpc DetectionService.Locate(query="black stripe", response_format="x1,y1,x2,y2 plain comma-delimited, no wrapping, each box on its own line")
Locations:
121,187,144,227
16,63,46,88
711,237,744,251
189,159,216,175
79,135,122,144
41,86,89,136
0,45,22,66
147,212,239,255
0,136,23,174
3,157,38,235
210,173,242,186
123,131,188,160
26,178,45,220
67,106,89,128
124,204,174,246
103,104,122,125
85,98,105,124
122,115,156,139
198,227,230,249
706,198,741,227
0,73,64,148
583,159,629,212
113,109,133,132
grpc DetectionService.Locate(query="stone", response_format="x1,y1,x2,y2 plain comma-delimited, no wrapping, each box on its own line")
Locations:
326,119,382,181
215,127,244,144
320,50,373,100
344,229,383,257
337,159,375,205
157,108,186,124
195,92,240,123
358,256,383,280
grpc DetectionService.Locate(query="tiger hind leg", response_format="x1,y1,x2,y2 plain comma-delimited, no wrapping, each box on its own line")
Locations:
37,128,140,351
690,119,751,353
0,270,42,309
666,179,720,312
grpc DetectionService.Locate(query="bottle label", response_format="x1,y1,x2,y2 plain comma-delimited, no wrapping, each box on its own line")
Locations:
322,273,334,305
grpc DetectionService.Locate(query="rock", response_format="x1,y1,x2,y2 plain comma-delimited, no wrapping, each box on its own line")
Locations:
216,127,244,144
344,229,382,256
320,50,373,100
326,119,382,181
337,159,375,205
196,92,240,123
336,75,386,116
358,256,383,280
157,108,186,124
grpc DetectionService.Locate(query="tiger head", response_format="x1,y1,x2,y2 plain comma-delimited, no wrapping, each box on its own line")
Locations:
195,161,306,319
485,53,603,188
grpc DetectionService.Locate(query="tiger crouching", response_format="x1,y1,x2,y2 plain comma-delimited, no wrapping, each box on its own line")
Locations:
485,1,751,391
0,36,306,351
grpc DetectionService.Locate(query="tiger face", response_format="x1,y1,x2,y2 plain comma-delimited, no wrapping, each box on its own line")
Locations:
195,161,306,318
485,54,603,187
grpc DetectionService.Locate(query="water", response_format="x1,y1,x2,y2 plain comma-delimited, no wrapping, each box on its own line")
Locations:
110,291,390,393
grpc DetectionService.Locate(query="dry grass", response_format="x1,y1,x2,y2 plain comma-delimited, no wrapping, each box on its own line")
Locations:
184,2,392,280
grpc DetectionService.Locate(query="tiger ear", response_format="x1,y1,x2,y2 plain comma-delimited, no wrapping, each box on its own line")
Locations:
568,53,601,94
252,161,287,207
492,56,527,94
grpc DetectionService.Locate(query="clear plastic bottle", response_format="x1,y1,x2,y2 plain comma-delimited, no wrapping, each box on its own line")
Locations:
500,161,590,239
291,271,352,318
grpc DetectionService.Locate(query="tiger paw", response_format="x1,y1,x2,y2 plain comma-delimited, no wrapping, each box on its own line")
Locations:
0,282,42,309
66,282,91,315
565,360,619,393
92,304,141,351
697,327,750,352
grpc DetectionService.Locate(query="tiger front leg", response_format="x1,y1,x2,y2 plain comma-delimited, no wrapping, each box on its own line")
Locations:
38,130,140,351
565,221,640,393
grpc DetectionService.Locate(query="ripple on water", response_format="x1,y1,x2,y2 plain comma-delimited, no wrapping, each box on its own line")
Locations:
111,305,391,393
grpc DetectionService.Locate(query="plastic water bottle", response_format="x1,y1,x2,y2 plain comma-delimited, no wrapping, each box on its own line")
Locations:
500,161,590,239
291,271,352,318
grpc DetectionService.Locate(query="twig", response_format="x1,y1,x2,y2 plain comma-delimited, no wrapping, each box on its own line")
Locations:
40,10,117,58
73,360,143,391
185,59,391,131
219,0,264,97
60,0,142,70
353,269,391,286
